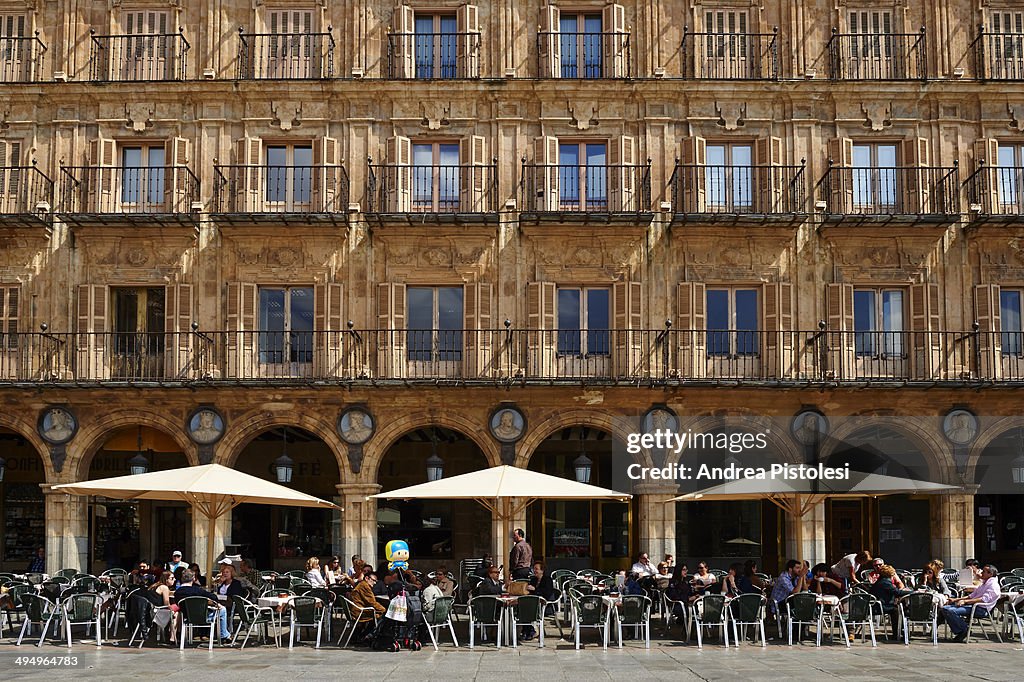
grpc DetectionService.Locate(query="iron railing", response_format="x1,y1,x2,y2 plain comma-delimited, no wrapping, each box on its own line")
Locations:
821,163,960,215
828,27,927,80
60,165,199,215
0,164,54,218
89,30,190,81
0,328,1010,384
681,28,779,79
536,31,631,78
0,33,46,82
386,31,481,78
966,163,1024,217
236,29,335,79
670,162,806,214
520,162,652,213
365,162,498,213
213,164,349,214
973,25,1024,80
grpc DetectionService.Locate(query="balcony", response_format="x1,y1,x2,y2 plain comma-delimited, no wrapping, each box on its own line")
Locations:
236,29,335,79
966,163,1024,224
973,26,1024,80
364,162,497,222
59,165,200,227
212,164,349,224
680,28,779,79
519,162,652,223
828,28,927,80
0,164,53,229
0,33,46,83
820,163,960,225
536,31,631,78
89,30,189,81
386,31,480,79
669,161,806,223
0,328,1012,385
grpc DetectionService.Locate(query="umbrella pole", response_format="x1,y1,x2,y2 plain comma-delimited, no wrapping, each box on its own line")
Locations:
793,493,804,564
207,512,217,588
502,497,511,585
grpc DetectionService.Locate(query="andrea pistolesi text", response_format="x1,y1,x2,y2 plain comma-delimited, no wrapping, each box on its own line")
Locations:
625,462,851,482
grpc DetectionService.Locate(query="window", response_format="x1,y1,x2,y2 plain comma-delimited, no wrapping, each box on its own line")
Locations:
704,10,749,71
560,13,602,78
996,144,1024,212
266,9,316,79
556,287,610,356
0,14,28,82
853,288,904,357
990,11,1024,78
414,14,457,78
706,288,758,356
0,285,17,349
258,286,313,364
412,143,460,212
120,146,165,207
265,144,312,208
705,143,752,211
1001,289,1023,356
852,143,897,211
407,287,463,362
112,287,165,356
559,142,607,210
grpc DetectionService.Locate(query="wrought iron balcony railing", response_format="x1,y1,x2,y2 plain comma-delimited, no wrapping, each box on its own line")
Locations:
0,33,46,82
386,31,481,79
670,161,806,215
60,165,199,216
828,28,927,80
681,28,779,79
966,163,1024,218
520,162,652,213
536,31,631,78
365,162,497,214
973,25,1024,80
213,164,349,215
821,163,960,216
89,29,190,81
236,29,335,79
0,328,1011,385
0,164,53,222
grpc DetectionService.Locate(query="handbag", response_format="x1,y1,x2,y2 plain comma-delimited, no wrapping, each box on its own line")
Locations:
508,581,530,596
385,592,408,622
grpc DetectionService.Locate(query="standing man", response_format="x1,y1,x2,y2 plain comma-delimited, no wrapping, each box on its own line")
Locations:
509,528,533,580
829,549,871,590
166,550,187,574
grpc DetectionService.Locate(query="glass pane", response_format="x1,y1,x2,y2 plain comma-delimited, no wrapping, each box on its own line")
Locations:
735,289,758,355
147,148,165,205
407,287,433,361
997,146,1020,209
290,287,314,362
706,289,729,356
882,290,903,356
292,147,312,203
600,502,629,558
583,15,603,78
706,145,725,208
559,17,578,78
1001,290,1022,355
586,288,609,355
414,16,434,78
854,289,876,356
585,144,607,209
412,144,433,207
852,145,871,207
121,148,142,203
438,144,460,209
437,286,463,360
439,16,457,78
559,144,580,208
557,288,581,355
545,500,592,559
732,146,752,208
259,288,286,363
266,146,287,202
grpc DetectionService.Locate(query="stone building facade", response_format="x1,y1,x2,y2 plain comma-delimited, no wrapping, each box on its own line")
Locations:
0,0,1022,575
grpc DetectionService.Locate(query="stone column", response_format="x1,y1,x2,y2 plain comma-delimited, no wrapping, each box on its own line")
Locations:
785,501,826,565
45,489,88,573
930,491,974,569
337,483,381,568
636,484,679,562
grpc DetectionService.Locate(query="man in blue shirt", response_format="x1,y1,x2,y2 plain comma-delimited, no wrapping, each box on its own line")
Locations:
770,560,810,614
166,550,187,574
27,547,45,574
175,569,231,642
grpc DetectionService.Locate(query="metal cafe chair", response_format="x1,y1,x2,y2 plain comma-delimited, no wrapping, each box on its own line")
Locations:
60,593,103,648
784,593,823,647
177,596,218,651
617,594,652,648
468,595,504,649
423,596,459,650
900,592,939,646
839,593,878,646
729,593,767,647
692,594,730,648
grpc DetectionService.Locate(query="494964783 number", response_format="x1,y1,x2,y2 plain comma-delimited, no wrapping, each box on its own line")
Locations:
14,656,80,667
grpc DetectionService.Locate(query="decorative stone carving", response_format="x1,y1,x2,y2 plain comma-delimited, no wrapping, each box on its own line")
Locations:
123,247,149,266
454,246,486,264
572,246,600,265
270,100,302,131
270,247,300,267
422,246,451,266
568,100,599,130
125,103,154,132
237,247,261,265
714,101,746,130
1009,103,1024,133
388,245,415,265
420,102,451,130
861,102,893,131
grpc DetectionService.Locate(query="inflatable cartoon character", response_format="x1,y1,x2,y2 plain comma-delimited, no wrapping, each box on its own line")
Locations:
385,539,410,571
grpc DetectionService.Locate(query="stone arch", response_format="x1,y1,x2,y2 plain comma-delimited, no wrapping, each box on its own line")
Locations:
0,412,55,482
70,409,199,481
217,409,347,479
964,416,1024,483
362,410,500,482
515,408,649,469
821,416,953,484
665,413,802,467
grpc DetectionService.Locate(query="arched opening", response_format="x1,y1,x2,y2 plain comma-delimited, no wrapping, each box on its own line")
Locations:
973,425,1024,567
231,427,341,572
377,427,491,572
87,426,189,574
826,426,935,569
0,428,47,571
526,426,634,573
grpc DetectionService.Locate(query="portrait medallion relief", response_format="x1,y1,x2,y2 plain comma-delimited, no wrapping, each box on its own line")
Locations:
489,406,526,443
188,408,226,446
338,407,375,445
38,407,77,445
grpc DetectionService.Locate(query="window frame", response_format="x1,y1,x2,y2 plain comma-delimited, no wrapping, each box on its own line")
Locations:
851,142,899,211
1000,288,1023,357
996,143,1024,212
557,140,608,211
559,11,603,79
852,286,906,358
413,12,458,79
257,285,315,365
555,286,611,357
110,286,166,356
705,142,754,211
119,144,166,208
406,285,465,363
410,141,461,212
264,143,313,209
705,286,760,357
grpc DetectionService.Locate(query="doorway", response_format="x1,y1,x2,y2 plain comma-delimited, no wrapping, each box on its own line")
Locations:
826,499,875,562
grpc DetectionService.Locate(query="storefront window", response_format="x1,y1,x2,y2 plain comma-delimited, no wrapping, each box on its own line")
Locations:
93,500,141,570
377,500,453,560
3,483,44,564
676,500,761,564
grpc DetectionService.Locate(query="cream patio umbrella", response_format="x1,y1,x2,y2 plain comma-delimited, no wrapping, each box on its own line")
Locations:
373,465,631,576
52,463,341,583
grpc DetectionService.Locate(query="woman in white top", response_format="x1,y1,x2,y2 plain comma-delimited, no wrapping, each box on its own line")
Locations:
421,576,444,615
305,557,327,588
690,562,717,601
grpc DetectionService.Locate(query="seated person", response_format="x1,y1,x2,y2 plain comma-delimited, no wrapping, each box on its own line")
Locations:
420,576,444,616
324,556,348,586
175,569,231,643
623,572,645,596
350,572,386,640
214,562,247,601
187,563,206,588
654,562,672,591
866,565,901,616
472,555,494,579
305,557,327,589
770,560,810,614
810,563,845,598
689,562,717,602
433,565,456,597
737,560,768,594
942,564,1000,642
918,561,950,596
145,571,178,643
131,561,155,587
720,563,743,598
474,565,504,597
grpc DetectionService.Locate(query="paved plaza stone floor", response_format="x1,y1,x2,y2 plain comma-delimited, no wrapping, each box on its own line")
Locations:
0,630,1020,681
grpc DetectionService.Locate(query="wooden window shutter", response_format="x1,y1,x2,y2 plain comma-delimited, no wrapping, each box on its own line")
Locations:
608,136,636,212
457,4,480,78
902,137,930,213
972,138,1000,214
392,5,415,78
540,5,561,78
235,137,263,212
226,282,257,378
826,283,854,379
163,284,193,379
87,138,117,212
376,283,407,378
464,282,493,377
313,136,340,212
827,137,854,213
0,286,18,377
386,135,411,212
163,137,190,212
910,282,941,379
755,136,784,212
602,3,627,78
527,281,556,377
314,282,344,378
675,282,706,378
613,281,643,377
460,135,487,212
681,137,707,213
0,140,22,213
974,284,1002,380
762,282,793,379
533,136,559,211
76,284,109,380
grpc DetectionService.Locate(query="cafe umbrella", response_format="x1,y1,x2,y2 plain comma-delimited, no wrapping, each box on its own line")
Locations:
52,463,341,583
